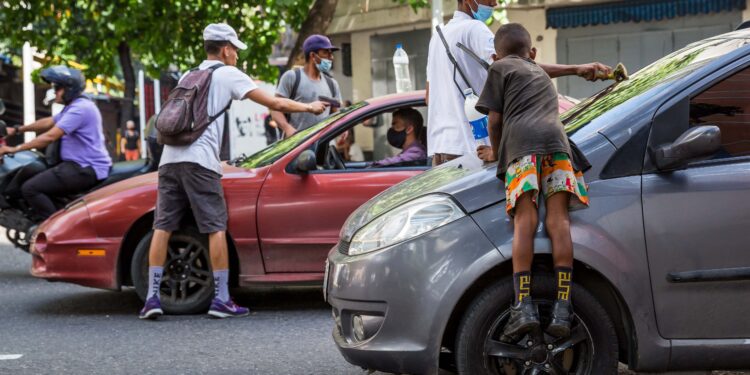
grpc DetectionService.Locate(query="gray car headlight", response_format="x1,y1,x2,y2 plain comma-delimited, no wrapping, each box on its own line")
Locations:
348,194,465,256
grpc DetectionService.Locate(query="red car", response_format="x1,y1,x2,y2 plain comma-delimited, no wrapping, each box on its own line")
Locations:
30,91,575,314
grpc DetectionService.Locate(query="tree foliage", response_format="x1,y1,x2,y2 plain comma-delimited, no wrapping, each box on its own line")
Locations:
0,1,313,82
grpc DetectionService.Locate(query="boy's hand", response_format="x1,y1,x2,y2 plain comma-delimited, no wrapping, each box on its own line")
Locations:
477,145,496,162
576,62,612,81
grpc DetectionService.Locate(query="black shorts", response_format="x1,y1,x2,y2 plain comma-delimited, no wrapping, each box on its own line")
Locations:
153,162,227,234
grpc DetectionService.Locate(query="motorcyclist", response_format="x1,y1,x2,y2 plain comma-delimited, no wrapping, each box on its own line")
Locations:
0,65,112,222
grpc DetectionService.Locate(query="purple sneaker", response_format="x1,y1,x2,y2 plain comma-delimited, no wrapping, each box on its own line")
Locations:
208,298,249,318
139,296,163,320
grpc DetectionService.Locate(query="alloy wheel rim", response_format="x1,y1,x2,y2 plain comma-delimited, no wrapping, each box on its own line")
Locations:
482,300,595,374
158,239,212,305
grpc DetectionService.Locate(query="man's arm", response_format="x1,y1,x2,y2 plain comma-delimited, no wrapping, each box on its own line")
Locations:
246,89,328,115
0,127,65,156
269,94,300,137
539,62,612,81
7,116,55,137
120,137,127,154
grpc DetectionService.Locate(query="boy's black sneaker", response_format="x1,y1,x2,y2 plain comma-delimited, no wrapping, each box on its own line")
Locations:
500,300,540,343
546,299,573,338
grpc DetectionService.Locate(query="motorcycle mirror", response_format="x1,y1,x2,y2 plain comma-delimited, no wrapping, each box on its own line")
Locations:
0,99,5,115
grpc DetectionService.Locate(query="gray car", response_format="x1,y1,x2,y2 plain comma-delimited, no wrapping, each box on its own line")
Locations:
326,29,750,374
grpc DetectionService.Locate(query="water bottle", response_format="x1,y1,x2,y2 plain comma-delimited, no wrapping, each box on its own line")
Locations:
463,89,490,146
393,44,413,93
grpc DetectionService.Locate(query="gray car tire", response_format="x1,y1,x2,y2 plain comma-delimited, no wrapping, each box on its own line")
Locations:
455,273,618,374
131,228,215,315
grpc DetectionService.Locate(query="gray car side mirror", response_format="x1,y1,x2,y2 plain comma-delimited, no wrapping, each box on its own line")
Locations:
0,100,5,116
653,125,721,170
294,150,318,173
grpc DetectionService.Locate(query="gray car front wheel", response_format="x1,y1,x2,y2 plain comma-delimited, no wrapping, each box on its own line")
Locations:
455,273,618,375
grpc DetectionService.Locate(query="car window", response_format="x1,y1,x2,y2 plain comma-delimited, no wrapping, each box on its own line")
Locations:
689,65,750,160
237,102,366,169
319,104,429,170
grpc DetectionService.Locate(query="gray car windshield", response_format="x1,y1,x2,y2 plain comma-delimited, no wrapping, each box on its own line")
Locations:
237,102,366,169
563,33,750,135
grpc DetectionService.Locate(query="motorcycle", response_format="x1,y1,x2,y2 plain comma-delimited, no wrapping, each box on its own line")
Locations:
0,99,162,251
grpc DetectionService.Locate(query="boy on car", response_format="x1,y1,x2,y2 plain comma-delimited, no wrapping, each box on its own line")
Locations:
475,23,590,341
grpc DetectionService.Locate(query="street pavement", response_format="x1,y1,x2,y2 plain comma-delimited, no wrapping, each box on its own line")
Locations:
0,238,746,375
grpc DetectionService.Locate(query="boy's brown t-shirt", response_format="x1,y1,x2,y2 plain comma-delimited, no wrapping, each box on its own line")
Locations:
476,55,570,178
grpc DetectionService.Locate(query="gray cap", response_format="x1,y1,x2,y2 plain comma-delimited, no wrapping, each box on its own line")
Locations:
203,23,247,50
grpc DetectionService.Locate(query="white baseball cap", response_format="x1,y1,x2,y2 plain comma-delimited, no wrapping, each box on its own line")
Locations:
203,23,247,50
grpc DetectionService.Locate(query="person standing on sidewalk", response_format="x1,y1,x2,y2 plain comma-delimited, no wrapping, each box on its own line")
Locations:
121,120,141,160
426,0,612,166
139,23,328,320
270,34,342,137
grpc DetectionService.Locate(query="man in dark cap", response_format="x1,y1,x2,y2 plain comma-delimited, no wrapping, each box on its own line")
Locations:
270,34,343,136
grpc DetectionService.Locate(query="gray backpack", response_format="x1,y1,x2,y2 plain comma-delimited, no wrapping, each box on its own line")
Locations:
155,63,230,146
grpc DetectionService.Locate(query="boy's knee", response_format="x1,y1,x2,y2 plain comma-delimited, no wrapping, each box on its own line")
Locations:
545,215,570,236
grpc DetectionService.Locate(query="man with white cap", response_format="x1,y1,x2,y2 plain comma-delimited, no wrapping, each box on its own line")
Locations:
139,23,328,320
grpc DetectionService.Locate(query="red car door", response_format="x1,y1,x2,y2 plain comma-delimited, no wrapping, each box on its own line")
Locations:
257,163,423,273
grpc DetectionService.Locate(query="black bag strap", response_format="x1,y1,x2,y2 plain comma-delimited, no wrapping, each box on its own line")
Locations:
289,68,302,101
456,42,490,71
435,25,477,97
323,73,337,98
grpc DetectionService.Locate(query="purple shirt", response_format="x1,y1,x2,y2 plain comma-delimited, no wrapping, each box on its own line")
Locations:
372,141,427,167
53,98,112,180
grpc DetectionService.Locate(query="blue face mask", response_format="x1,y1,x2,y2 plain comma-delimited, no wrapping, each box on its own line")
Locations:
315,55,333,74
471,0,494,22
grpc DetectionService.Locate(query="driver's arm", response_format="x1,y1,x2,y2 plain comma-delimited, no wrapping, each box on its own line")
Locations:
11,127,65,152
9,116,55,136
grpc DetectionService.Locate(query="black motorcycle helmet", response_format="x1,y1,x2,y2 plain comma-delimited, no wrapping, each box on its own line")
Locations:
40,65,85,104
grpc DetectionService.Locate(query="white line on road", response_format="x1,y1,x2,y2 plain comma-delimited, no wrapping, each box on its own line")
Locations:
0,354,23,360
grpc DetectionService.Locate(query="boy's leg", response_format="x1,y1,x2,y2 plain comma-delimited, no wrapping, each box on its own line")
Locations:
545,191,575,337
503,192,541,342
207,230,249,318
512,192,538,302
139,229,171,320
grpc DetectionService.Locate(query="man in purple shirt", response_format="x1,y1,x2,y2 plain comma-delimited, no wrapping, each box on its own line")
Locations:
0,66,112,221
371,107,427,167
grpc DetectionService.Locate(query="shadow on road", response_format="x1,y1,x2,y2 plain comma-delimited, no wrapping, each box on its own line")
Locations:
28,286,328,317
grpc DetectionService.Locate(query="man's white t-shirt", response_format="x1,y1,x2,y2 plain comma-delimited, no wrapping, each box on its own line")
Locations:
160,60,258,175
426,11,495,157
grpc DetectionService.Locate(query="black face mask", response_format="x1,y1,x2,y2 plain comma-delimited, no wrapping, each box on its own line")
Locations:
387,128,407,149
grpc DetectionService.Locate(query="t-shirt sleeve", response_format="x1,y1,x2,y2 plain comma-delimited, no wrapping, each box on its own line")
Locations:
54,103,85,134
476,64,506,115
470,24,496,64
227,67,258,100
276,70,295,98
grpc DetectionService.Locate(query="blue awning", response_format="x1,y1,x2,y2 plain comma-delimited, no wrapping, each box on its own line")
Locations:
547,0,747,29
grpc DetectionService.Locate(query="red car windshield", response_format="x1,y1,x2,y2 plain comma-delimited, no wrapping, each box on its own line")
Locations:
237,102,366,169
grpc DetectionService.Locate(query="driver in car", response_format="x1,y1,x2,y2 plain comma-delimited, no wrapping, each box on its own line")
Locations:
0,66,112,222
370,108,427,167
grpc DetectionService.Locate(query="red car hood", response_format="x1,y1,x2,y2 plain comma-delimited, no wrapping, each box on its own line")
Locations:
82,162,267,205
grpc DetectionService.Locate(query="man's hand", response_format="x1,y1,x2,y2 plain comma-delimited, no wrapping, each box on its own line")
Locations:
477,145,496,162
308,101,329,115
0,145,16,157
6,126,18,137
576,62,612,81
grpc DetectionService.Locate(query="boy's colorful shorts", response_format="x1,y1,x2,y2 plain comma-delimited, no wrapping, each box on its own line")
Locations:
504,153,589,216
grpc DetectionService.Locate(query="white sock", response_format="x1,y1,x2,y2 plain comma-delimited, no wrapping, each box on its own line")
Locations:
213,269,230,302
146,266,163,300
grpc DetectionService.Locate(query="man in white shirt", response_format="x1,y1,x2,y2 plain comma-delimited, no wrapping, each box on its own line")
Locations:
426,0,611,166
140,23,328,320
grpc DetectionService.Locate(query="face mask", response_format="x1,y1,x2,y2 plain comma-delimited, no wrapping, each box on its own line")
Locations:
470,0,494,22
387,128,407,149
315,55,333,74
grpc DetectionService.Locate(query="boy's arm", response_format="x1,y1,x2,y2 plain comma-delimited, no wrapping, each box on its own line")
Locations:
477,111,502,162
539,62,612,81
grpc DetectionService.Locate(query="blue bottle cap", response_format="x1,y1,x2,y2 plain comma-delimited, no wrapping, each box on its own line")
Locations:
396,43,403,49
